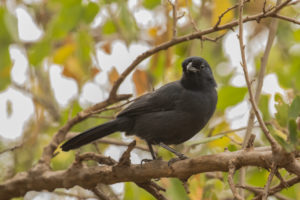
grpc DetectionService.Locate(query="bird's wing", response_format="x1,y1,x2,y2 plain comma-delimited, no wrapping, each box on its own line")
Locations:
117,81,182,118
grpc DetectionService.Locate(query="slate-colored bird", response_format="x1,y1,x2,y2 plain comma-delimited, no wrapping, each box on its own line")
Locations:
61,56,218,160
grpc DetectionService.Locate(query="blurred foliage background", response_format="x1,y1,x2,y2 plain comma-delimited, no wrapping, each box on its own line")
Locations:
0,0,300,199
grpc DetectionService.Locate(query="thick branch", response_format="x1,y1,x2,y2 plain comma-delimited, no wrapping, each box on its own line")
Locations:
0,148,274,200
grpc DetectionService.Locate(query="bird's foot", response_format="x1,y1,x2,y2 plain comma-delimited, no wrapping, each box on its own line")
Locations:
140,157,162,165
140,158,153,165
168,154,188,166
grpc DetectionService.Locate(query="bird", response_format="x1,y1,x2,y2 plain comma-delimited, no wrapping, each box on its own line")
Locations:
61,56,218,161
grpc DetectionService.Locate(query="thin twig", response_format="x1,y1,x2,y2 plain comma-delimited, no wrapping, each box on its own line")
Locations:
93,183,120,200
273,13,300,25
75,152,117,166
273,193,294,200
167,0,178,38
238,176,300,198
262,163,277,200
108,0,294,100
54,190,97,199
228,160,243,200
238,0,280,152
116,140,136,167
275,170,289,188
214,0,251,29
136,181,167,200
263,0,268,13
0,143,23,155
185,0,199,31
239,0,282,195
12,82,60,121
201,33,226,42
91,187,111,200
245,134,256,149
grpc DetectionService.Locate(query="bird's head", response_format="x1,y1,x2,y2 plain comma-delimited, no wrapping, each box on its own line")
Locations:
181,56,217,90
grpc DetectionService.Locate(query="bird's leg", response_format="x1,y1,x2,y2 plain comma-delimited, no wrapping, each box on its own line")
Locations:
159,142,188,159
159,142,188,165
141,142,158,164
148,142,157,160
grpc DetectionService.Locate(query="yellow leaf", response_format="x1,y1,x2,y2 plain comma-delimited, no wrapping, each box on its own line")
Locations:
274,129,287,140
208,136,231,149
62,56,85,84
211,0,234,26
177,0,191,7
208,121,231,148
53,43,76,64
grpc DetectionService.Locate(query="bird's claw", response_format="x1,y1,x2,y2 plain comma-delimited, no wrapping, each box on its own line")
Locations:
140,158,153,165
168,155,188,166
140,157,162,166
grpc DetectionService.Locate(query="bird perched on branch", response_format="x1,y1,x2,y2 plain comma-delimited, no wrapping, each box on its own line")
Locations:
61,56,218,161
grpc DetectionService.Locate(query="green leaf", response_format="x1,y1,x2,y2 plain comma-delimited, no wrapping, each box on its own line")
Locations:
293,29,300,42
143,0,161,10
227,144,238,152
0,7,14,44
217,86,248,111
259,94,271,121
275,93,289,127
119,2,138,41
0,46,11,91
288,119,298,146
246,168,268,187
76,30,93,67
48,3,82,39
83,2,99,23
273,134,293,152
28,38,52,66
102,20,117,35
124,182,155,200
288,96,300,119
166,178,189,200
0,8,14,90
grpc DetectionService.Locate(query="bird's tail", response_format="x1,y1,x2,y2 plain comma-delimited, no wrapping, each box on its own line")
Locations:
61,118,130,151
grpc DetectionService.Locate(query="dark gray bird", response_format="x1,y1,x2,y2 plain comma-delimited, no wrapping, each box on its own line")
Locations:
61,56,217,160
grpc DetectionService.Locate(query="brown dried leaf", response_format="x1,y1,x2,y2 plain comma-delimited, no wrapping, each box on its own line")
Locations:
108,67,119,84
91,67,100,78
101,42,112,54
132,69,150,95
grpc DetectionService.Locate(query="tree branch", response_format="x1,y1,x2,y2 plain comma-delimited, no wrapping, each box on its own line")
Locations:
262,163,277,200
108,0,293,99
273,13,300,25
239,0,282,196
238,0,283,152
0,148,274,200
228,160,243,200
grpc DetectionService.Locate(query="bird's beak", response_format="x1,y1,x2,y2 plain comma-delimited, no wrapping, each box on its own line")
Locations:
187,62,199,73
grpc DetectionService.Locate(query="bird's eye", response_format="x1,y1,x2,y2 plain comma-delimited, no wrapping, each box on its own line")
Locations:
200,64,205,69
